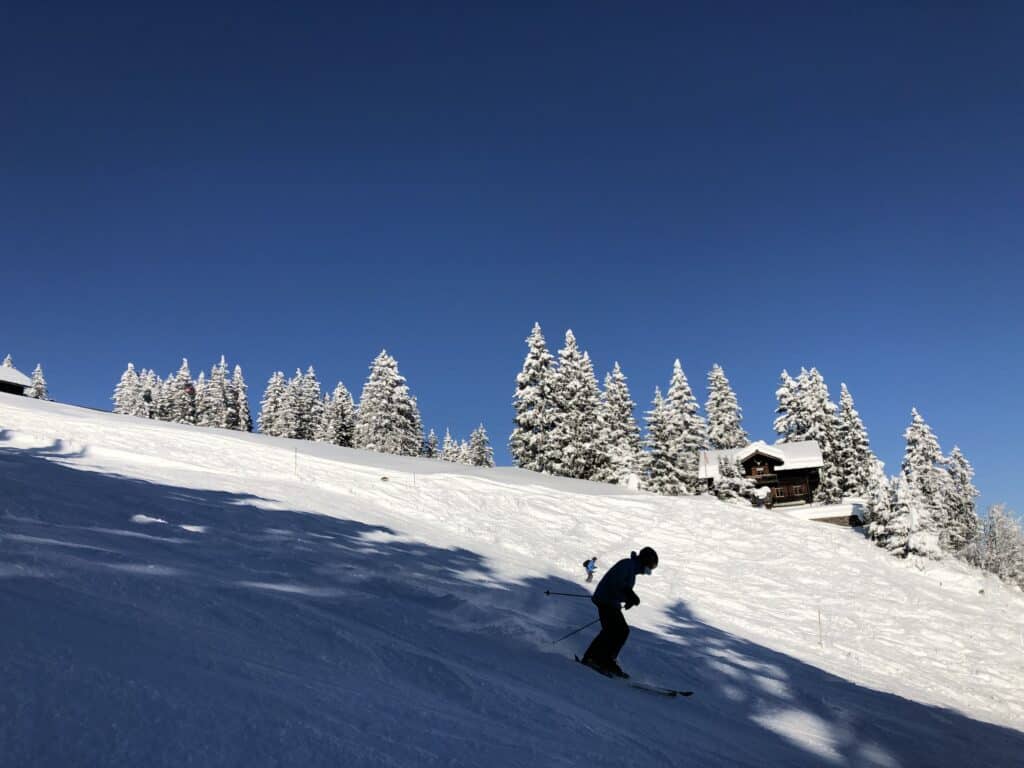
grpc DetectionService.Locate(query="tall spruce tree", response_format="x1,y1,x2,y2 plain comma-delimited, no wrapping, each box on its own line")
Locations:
27,364,49,400
835,383,873,497
467,424,495,467
665,359,707,494
792,368,842,503
354,350,422,456
975,505,1024,587
258,371,287,436
942,446,980,554
317,382,356,446
644,388,686,495
595,362,642,484
510,323,556,473
546,332,602,479
113,363,145,416
231,365,252,432
705,364,747,449
863,459,893,541
139,369,160,419
901,408,946,543
196,358,230,428
441,429,458,462
424,429,439,458
773,369,801,442
1,354,12,368
294,366,323,441
166,359,197,424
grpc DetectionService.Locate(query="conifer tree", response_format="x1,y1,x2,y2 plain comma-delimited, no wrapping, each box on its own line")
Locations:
644,388,686,495
441,429,458,462
139,369,160,419
467,424,495,467
258,371,288,437
194,372,210,425
975,505,1024,587
167,359,197,424
942,446,980,554
546,331,602,479
665,359,707,494
196,358,230,429
233,366,253,432
458,439,471,465
835,383,873,497
424,429,439,458
354,350,422,456
595,362,642,484
793,368,842,503
773,369,801,442
864,460,894,547
901,408,946,541
705,364,747,449
293,366,323,441
510,323,556,473
27,364,49,400
317,382,356,447
113,363,144,416
1,354,12,368
874,471,914,556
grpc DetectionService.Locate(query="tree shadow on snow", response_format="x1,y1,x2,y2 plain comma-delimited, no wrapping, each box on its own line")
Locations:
0,440,1021,768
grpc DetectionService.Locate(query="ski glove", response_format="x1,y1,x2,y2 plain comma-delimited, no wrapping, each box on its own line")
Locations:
624,593,640,610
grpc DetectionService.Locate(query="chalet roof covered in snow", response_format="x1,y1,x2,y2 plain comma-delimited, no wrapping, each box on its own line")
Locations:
698,439,823,480
0,364,31,388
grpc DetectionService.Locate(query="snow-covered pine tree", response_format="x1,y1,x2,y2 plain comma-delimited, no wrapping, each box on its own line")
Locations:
835,383,873,498
457,439,471,465
441,429,458,462
294,366,324,441
594,362,642,484
258,371,287,437
794,368,841,503
166,359,197,424
317,382,356,447
644,388,686,495
705,364,747,450
901,408,947,543
231,365,252,432
665,359,707,494
194,372,210,425
942,446,980,554
546,331,602,479
509,323,556,473
113,363,144,416
203,356,231,428
278,370,305,439
353,351,422,456
975,505,1024,587
713,455,755,502
773,369,801,442
874,471,914,556
2,354,12,367
863,458,892,537
27,364,49,400
424,429,439,458
467,424,495,467
139,369,160,419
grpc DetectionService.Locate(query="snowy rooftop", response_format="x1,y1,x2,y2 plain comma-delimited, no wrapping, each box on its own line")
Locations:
0,364,31,388
699,439,823,480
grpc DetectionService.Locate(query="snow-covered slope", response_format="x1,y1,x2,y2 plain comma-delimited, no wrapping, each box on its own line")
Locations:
2,394,1022,767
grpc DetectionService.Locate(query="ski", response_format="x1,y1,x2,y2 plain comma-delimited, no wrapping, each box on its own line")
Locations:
574,656,693,697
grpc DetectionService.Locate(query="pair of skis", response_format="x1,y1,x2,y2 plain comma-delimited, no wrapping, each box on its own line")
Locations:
574,655,693,698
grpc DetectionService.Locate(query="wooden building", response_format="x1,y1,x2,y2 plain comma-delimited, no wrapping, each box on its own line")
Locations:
0,364,31,396
699,440,823,505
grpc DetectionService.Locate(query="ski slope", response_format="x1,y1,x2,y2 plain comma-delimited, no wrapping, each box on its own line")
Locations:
2,394,1022,767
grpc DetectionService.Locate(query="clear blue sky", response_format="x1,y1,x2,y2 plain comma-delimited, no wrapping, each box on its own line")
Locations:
3,3,1022,512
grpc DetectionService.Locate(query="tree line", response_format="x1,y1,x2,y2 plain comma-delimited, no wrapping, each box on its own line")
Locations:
112,350,495,468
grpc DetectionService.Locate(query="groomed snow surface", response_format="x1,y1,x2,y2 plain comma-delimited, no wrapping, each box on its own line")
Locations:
1,395,1022,767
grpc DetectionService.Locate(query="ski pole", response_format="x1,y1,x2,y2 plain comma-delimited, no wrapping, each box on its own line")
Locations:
544,590,591,598
551,618,600,644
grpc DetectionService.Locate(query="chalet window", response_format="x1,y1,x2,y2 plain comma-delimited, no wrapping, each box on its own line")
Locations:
791,484,806,497
752,465,766,477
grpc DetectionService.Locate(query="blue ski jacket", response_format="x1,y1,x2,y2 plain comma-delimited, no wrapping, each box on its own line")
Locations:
591,552,642,608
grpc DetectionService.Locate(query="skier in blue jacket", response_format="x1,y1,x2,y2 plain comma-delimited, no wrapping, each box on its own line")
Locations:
583,556,598,582
581,547,658,678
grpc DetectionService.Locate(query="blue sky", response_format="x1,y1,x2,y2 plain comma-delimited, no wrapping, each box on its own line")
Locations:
3,3,1022,512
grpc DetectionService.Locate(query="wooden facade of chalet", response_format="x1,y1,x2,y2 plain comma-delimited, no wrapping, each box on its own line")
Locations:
0,365,31,396
700,440,823,506
741,451,819,505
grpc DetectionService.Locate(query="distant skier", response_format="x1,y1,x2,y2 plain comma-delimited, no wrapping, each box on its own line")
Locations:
580,547,658,678
583,556,598,582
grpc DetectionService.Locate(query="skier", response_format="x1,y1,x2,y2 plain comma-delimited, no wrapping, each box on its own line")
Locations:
583,556,598,582
581,547,659,678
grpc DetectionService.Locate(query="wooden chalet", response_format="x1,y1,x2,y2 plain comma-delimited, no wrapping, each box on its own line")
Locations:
699,440,823,505
0,364,31,396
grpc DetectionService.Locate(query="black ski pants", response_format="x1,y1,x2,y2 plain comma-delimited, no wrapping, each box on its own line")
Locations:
583,603,629,664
